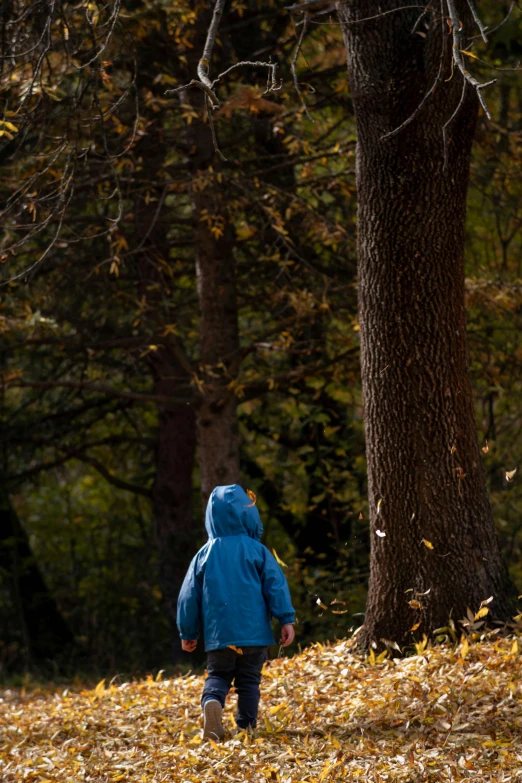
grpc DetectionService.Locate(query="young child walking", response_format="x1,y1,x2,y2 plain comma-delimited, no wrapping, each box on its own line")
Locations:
177,484,295,740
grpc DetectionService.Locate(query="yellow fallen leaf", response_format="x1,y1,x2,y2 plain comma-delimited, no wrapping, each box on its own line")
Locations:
228,645,243,654
422,539,434,550
474,606,489,620
411,622,421,631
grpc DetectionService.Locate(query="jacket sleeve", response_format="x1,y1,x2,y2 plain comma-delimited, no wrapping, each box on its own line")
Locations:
177,552,204,639
259,546,295,625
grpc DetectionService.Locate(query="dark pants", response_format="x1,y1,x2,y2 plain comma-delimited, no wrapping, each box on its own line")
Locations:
201,646,268,728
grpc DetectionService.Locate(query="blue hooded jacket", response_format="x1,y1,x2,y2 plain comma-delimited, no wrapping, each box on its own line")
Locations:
177,485,295,651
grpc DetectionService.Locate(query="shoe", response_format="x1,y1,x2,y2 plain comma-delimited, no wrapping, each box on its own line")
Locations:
203,699,224,741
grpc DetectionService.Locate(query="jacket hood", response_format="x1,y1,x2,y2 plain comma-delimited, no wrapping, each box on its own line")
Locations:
205,485,263,541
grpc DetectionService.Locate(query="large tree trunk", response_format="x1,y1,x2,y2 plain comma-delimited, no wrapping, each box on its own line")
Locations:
337,0,515,647
0,497,73,664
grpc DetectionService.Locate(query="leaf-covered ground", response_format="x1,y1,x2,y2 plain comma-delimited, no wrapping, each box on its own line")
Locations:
1,636,522,782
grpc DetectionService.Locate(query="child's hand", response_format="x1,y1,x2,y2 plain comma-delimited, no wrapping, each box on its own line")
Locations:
181,639,197,652
280,624,295,647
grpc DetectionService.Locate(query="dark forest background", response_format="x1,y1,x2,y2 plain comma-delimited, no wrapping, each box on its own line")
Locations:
1,0,522,677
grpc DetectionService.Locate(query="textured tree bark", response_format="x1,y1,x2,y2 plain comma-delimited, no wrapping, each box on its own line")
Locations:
337,0,516,647
185,100,241,510
194,212,241,508
0,497,74,663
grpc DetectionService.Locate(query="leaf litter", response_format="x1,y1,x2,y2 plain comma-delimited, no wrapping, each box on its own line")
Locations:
1,635,522,782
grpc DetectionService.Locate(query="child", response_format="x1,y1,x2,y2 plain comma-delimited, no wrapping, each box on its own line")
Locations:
177,484,295,740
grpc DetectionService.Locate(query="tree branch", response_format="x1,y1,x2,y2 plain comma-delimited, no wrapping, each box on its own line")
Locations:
3,380,199,408
446,0,496,120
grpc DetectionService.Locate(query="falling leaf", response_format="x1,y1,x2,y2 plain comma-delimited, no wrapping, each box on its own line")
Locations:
480,596,494,607
380,638,402,653
506,468,517,482
482,441,489,454
416,588,431,596
316,597,328,611
474,606,489,620
227,645,243,655
411,622,421,631
408,599,423,610
422,539,434,550
245,489,257,507
377,498,383,515
376,529,386,537
272,548,288,568
358,512,363,520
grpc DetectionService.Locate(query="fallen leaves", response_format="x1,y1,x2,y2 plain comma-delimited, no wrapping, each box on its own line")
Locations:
1,635,522,782
421,539,434,550
506,467,517,482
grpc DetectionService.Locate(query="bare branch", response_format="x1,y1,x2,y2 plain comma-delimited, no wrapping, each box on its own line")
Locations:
287,0,337,12
466,0,488,42
3,380,199,408
59,447,152,499
291,13,314,121
446,0,496,120
165,0,282,150
443,76,467,170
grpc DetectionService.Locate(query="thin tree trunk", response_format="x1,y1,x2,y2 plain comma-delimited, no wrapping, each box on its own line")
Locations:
337,0,516,647
0,497,73,664
194,215,241,508
131,131,199,656
151,366,197,652
184,112,241,510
